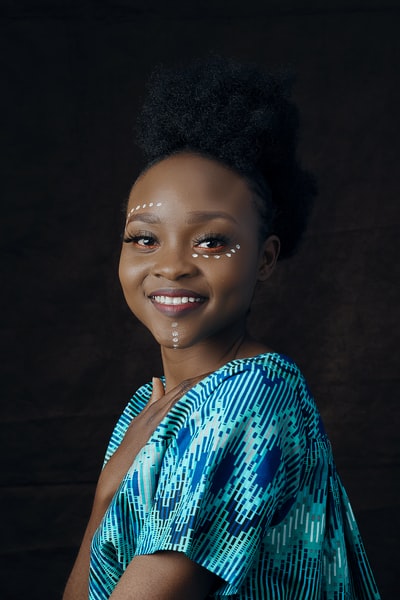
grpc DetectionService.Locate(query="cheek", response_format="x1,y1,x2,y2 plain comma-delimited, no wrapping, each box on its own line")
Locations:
118,251,131,292
202,253,259,294
118,251,144,298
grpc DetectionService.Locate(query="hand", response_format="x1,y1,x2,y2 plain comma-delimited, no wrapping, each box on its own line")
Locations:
96,374,207,508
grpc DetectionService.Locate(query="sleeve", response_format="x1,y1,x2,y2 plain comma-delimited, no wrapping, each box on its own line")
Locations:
134,367,307,594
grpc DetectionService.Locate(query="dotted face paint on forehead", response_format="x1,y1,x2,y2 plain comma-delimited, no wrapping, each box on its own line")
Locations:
125,202,163,223
192,244,241,260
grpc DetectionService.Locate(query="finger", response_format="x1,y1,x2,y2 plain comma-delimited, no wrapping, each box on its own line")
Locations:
148,377,165,404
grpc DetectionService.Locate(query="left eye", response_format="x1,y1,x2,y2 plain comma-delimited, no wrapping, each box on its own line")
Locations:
195,237,228,251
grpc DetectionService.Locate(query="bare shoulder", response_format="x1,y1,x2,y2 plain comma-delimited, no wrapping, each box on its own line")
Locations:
236,337,275,359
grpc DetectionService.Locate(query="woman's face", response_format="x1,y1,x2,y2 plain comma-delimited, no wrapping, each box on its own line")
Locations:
119,153,278,352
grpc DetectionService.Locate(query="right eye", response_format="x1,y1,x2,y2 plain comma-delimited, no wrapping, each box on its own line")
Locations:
123,232,158,249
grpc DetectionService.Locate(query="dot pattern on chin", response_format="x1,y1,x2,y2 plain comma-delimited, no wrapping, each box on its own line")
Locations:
171,321,179,349
125,202,163,223
192,244,241,260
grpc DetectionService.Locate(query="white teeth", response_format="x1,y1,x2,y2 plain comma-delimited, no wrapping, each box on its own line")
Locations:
152,295,202,305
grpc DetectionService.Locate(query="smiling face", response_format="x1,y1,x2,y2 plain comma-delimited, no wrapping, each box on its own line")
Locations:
119,153,279,354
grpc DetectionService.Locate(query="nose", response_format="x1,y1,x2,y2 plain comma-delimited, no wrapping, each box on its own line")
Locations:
152,245,199,281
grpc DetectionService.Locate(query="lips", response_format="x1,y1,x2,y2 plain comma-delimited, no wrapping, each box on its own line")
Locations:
148,289,206,315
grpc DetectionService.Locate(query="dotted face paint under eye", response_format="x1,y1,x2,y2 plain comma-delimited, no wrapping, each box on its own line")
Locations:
192,244,241,260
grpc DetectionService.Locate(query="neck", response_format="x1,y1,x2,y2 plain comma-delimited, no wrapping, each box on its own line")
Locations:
160,329,269,391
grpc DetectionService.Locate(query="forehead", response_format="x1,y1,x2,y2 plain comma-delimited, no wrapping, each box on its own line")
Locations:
128,153,255,217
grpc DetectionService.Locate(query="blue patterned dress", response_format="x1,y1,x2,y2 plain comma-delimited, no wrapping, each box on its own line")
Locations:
89,353,380,599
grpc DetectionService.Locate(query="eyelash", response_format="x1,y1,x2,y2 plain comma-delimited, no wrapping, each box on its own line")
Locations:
192,233,230,252
123,231,231,252
123,231,158,247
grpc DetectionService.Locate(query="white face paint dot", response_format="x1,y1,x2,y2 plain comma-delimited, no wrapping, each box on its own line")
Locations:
142,204,146,209
226,253,232,257
156,202,162,207
214,255,221,259
171,321,179,347
236,244,241,249
192,253,199,258
136,205,140,210
230,249,236,253
203,255,209,259
149,202,153,207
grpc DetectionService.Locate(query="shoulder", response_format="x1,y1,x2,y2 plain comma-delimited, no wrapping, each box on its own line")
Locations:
183,353,312,430
203,353,309,406
212,352,306,387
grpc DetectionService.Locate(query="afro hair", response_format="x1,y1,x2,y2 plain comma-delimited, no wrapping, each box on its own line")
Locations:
136,56,316,259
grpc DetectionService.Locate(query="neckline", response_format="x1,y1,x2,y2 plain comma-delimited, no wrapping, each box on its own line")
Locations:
158,351,287,388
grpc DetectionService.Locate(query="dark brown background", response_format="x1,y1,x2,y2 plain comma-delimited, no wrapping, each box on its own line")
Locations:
1,1,399,598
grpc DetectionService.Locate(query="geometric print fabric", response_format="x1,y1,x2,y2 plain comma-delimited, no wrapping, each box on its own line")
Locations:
89,353,381,599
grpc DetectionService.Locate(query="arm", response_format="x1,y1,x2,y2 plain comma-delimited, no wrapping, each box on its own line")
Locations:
109,551,221,600
63,379,166,599
62,486,110,599
63,376,207,599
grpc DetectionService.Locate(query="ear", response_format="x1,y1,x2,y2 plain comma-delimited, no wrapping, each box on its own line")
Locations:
257,235,280,281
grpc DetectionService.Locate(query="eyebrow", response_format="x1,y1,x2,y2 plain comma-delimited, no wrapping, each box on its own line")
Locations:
126,212,161,224
126,210,238,225
185,211,238,225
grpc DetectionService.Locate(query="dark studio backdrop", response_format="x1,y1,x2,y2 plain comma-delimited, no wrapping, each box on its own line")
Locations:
1,1,399,598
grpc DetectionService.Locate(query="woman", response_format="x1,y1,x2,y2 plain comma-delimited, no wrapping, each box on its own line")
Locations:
63,57,380,599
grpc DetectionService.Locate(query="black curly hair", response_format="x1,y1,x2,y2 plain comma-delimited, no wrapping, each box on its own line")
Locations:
136,56,316,259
